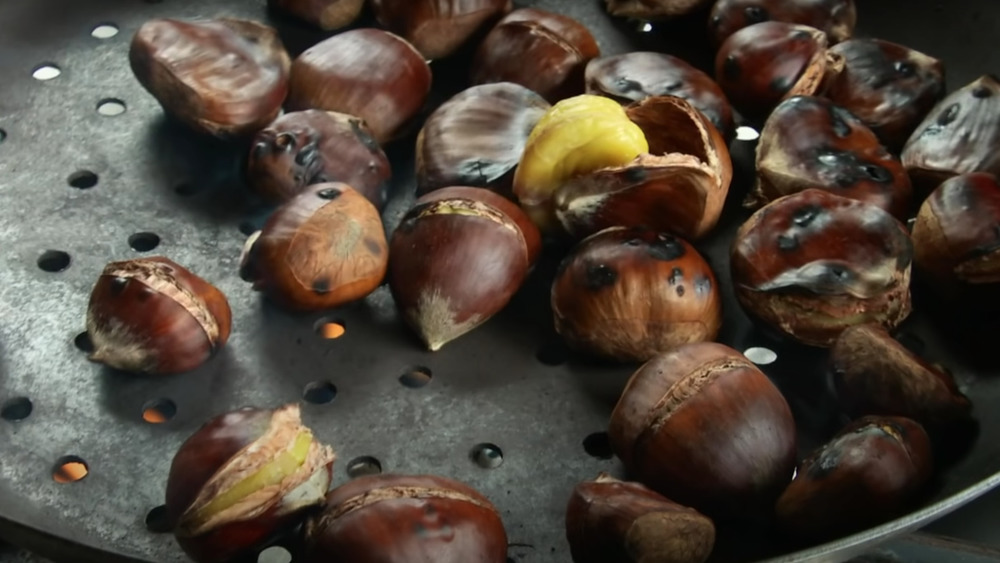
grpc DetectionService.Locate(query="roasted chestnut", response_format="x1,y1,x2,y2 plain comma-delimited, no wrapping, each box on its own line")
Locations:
775,416,933,542
471,8,599,103
609,342,797,520
287,28,433,144
166,404,336,563
730,189,913,347
129,18,291,138
86,257,231,375
566,473,716,563
708,0,856,48
247,110,391,209
551,227,721,363
604,0,712,19
372,0,512,60
753,96,912,219
303,474,508,563
416,82,550,197
388,187,540,351
239,183,388,312
268,0,365,30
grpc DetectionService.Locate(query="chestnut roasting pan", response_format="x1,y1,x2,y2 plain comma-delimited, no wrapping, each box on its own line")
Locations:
0,0,998,562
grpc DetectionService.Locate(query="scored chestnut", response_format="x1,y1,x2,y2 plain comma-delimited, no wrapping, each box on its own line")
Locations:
604,0,712,19
708,0,857,48
86,257,231,375
372,0,512,60
268,0,365,30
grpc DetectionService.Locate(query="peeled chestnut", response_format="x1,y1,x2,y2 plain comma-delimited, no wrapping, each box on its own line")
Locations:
416,82,550,197
372,0,512,60
775,416,933,541
609,342,797,520
129,18,291,138
730,189,913,347
240,183,388,312
604,0,712,19
388,186,540,351
166,404,336,563
551,227,721,363
86,257,231,375
303,474,507,563
566,473,716,563
708,0,856,48
471,8,599,103
753,96,912,219
247,110,391,209
268,0,365,30
287,29,432,144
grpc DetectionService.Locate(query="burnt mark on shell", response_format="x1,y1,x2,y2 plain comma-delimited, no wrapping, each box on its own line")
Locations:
791,29,813,41
317,188,342,200
894,60,916,78
457,159,495,184
792,204,823,228
816,149,894,186
364,238,382,256
294,143,319,167
770,75,794,94
829,106,855,138
723,55,741,81
744,5,769,24
584,263,618,291
862,164,893,183
312,278,331,295
625,167,647,184
648,234,686,261
937,103,961,126
109,276,129,295
676,285,686,297
694,276,712,296
778,234,799,251
973,86,993,99
614,76,645,95
350,118,380,151
626,238,642,246
662,81,683,94
668,267,683,285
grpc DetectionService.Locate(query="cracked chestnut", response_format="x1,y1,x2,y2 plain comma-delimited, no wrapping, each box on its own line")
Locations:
268,0,365,30
708,0,856,48
372,0,512,60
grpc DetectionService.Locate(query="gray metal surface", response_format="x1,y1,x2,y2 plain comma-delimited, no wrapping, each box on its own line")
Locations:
0,1,998,562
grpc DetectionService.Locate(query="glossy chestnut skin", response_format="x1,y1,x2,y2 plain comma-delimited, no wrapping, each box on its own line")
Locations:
753,96,912,219
239,183,388,312
129,18,291,138
585,52,735,140
287,29,433,144
775,416,933,542
605,0,711,19
416,82,550,197
303,474,508,563
708,0,856,48
86,257,231,375
268,0,365,30
731,189,913,347
609,342,797,521
566,473,716,563
552,227,722,363
471,8,600,103
825,39,945,151
372,0,512,60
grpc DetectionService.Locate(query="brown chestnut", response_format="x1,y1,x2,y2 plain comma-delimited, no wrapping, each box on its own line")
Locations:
730,189,913,347
268,0,365,31
566,473,716,563
388,186,540,351
287,28,433,144
551,227,721,363
303,474,507,563
604,0,712,19
239,183,388,312
753,96,912,219
609,343,797,521
372,0,512,60
247,110,391,209
471,8,600,103
708,0,857,48
775,416,933,542
166,404,336,563
86,257,231,375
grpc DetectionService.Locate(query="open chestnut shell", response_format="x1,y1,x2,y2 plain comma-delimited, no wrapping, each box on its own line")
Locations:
730,189,913,347
604,0,712,19
372,0,512,60
753,96,912,219
708,0,857,48
268,0,365,30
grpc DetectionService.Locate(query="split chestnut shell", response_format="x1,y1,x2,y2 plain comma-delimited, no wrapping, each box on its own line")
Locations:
708,0,857,48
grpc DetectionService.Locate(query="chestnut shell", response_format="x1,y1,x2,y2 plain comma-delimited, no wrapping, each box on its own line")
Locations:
708,0,857,48
372,0,512,60
268,0,366,30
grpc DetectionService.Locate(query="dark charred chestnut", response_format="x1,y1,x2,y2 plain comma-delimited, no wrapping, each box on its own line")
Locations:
303,474,508,563
775,416,933,542
753,96,912,219
566,473,716,563
730,189,913,347
287,29,433,144
471,8,600,103
609,342,797,521
551,227,721,363
239,183,388,312
166,404,336,563
372,0,512,60
268,0,365,30
86,257,231,375
129,18,291,138
708,0,856,48
605,0,712,19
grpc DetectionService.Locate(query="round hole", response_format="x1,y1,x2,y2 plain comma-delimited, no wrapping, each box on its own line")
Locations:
736,126,760,142
32,64,61,81
258,546,293,563
1,397,33,421
145,505,171,533
174,182,197,196
303,381,337,405
37,250,71,272
97,98,127,116
314,318,346,340
582,432,614,460
346,456,382,478
91,23,119,39
129,232,161,252
52,456,89,483
74,331,94,353
142,398,177,424
470,443,504,469
536,341,569,366
744,347,778,365
68,170,98,189
399,366,432,389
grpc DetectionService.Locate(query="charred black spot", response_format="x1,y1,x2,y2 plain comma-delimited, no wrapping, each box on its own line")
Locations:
626,238,642,246
778,234,799,251
676,285,686,297
770,75,794,94
317,188,342,200
350,118,380,151
648,234,686,261
584,263,618,291
744,5,768,23
723,55,741,81
792,205,823,227
364,238,382,255
694,276,712,296
109,276,129,295
662,81,683,93
294,144,318,167
614,76,645,94
862,164,893,183
312,278,331,295
829,106,855,138
973,86,993,99
625,167,648,183
251,141,269,160
668,267,683,285
894,60,916,78
937,103,961,126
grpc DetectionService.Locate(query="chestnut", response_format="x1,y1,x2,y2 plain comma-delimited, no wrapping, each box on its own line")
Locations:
268,0,365,31
825,39,945,151
239,183,388,312
247,110,391,209
388,186,540,351
416,82,550,198
566,473,716,563
471,8,600,103
287,28,433,144
753,96,912,219
730,189,913,347
129,18,291,138
372,0,512,60
166,404,336,563
775,416,933,542
302,474,507,563
604,0,712,19
708,0,857,48
551,227,721,363
609,342,797,520
585,52,735,140
86,257,231,375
